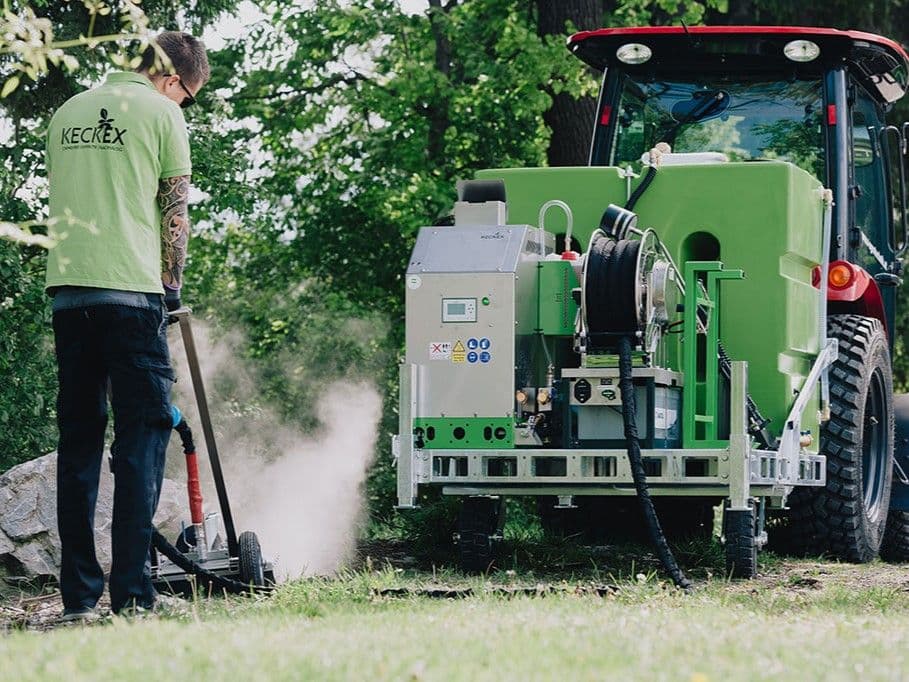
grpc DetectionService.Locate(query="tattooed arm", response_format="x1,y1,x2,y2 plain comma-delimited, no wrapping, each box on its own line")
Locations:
158,175,190,291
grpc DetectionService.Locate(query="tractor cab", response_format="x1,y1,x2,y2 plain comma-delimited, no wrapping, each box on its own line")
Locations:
571,26,909,333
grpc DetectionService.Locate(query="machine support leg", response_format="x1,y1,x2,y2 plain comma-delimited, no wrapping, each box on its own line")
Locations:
728,360,751,511
396,363,419,508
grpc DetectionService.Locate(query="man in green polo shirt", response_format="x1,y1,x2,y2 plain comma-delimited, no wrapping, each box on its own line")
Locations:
45,31,209,619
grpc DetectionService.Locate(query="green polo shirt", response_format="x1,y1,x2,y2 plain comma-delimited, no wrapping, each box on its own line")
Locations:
45,71,192,294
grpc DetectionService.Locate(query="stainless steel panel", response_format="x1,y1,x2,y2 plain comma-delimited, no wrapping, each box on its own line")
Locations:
406,272,516,417
407,225,552,274
405,225,552,418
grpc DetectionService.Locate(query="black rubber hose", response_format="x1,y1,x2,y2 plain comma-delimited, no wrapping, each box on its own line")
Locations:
151,529,271,595
716,342,778,450
617,335,692,591
623,165,657,213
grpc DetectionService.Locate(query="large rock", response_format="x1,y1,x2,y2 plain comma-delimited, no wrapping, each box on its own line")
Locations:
0,453,184,580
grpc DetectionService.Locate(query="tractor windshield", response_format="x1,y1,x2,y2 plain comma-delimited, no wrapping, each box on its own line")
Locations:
607,75,825,180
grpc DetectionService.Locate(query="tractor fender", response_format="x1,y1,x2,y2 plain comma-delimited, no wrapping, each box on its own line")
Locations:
889,394,909,511
817,262,889,335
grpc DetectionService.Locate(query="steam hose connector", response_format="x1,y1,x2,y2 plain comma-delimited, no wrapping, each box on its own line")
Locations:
170,405,206,552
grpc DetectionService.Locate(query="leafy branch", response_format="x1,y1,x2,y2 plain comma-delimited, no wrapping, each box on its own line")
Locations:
0,0,154,246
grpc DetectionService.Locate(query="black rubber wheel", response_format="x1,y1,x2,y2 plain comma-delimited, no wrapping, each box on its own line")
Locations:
457,497,505,573
780,315,894,561
723,504,757,578
238,531,266,586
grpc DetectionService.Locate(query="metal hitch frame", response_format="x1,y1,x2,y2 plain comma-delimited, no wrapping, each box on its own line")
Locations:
394,359,827,509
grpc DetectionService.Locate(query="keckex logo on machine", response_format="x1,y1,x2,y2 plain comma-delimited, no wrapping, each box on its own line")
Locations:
60,108,128,151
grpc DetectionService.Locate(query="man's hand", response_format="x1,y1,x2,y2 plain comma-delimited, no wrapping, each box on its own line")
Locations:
164,287,181,312
158,175,190,290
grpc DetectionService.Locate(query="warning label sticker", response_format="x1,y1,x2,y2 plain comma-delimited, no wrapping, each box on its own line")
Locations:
452,340,466,364
429,341,452,360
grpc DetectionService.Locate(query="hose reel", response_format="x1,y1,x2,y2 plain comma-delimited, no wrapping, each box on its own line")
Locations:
581,228,677,354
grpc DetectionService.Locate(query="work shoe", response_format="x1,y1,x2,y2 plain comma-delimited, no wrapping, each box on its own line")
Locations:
59,606,100,624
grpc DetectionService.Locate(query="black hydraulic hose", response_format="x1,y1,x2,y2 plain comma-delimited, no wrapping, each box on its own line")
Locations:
151,530,270,595
617,335,692,591
623,165,657,213
717,342,778,450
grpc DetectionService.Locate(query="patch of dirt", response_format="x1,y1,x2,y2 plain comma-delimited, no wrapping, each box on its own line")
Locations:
745,558,909,594
0,589,113,633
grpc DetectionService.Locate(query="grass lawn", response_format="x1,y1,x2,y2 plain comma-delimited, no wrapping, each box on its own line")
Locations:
3,547,909,681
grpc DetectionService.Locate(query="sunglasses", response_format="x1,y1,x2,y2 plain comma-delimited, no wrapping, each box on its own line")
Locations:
174,76,196,109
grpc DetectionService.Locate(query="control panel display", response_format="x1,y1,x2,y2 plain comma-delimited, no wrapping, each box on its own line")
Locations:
441,298,477,323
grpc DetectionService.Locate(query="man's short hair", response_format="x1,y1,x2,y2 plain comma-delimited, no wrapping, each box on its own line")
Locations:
137,31,210,89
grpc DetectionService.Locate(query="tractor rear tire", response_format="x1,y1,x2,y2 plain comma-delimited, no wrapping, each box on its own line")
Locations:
881,511,909,561
457,497,505,573
239,531,266,587
879,394,909,562
723,504,758,578
780,315,894,562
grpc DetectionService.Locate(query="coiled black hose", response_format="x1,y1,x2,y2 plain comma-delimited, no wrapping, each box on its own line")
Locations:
617,335,692,591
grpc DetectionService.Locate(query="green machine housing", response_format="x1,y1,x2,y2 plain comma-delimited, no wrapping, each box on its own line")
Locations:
395,160,827,509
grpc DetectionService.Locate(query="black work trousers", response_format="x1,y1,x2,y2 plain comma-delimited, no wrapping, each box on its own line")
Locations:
53,300,173,613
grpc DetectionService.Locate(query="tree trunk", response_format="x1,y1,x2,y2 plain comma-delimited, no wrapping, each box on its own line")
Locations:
536,0,602,167
721,0,758,24
426,0,454,167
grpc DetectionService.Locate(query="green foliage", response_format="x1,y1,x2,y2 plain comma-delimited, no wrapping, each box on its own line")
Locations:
0,241,57,470
614,0,727,25
0,0,240,467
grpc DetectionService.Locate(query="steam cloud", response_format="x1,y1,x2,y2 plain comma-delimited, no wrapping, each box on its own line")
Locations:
165,320,382,580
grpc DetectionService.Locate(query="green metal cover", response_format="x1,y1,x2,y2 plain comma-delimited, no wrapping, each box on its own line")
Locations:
478,162,824,442
537,260,578,336
414,417,514,449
